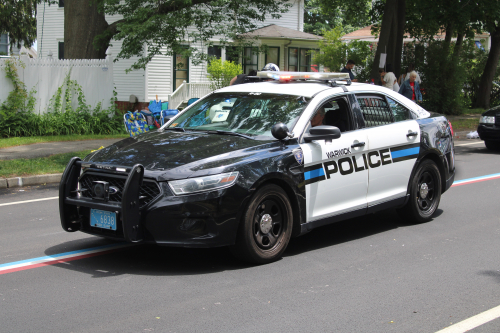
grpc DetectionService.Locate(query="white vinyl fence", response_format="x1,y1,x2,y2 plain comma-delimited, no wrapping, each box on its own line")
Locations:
0,53,114,114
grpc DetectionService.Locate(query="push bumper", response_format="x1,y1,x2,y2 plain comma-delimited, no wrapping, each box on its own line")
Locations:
59,157,146,242
59,158,246,247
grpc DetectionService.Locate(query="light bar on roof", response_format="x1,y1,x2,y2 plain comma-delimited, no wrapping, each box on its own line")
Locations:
256,71,350,82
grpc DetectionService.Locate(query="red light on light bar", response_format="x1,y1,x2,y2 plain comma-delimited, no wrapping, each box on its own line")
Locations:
304,75,310,78
280,76,291,80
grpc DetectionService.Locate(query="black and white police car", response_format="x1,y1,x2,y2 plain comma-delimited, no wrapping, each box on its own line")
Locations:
59,72,455,264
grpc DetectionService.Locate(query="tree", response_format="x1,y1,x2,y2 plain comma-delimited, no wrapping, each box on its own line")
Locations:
304,0,370,36
62,0,291,70
0,0,38,50
473,0,500,109
313,27,372,73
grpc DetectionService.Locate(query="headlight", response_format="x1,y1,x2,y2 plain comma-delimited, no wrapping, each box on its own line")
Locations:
168,172,239,195
479,116,495,124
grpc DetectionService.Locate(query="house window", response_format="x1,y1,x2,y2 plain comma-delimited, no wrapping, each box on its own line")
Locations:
288,48,318,72
265,47,280,67
59,0,64,7
58,42,64,59
243,47,258,75
0,34,8,55
225,46,240,64
208,46,222,59
288,47,298,71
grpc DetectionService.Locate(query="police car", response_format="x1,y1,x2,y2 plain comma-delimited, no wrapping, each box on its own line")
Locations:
59,71,455,264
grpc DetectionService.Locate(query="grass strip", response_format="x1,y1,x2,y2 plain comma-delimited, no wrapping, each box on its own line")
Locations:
449,118,480,132
0,134,129,149
0,149,92,178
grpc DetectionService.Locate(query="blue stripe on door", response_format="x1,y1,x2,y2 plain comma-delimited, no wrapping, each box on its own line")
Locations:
391,147,420,159
304,168,325,180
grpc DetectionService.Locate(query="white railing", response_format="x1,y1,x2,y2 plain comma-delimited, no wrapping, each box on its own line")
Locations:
166,81,213,109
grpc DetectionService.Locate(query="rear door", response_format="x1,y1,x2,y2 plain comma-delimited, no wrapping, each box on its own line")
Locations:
354,94,420,207
299,97,369,223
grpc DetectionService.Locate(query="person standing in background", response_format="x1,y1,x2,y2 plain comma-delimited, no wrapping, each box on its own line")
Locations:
399,71,422,103
399,64,421,85
383,64,397,90
341,60,358,82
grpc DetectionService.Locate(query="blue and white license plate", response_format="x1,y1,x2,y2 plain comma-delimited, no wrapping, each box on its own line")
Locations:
90,209,117,230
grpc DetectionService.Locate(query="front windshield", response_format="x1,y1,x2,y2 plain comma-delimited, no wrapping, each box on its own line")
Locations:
167,92,310,139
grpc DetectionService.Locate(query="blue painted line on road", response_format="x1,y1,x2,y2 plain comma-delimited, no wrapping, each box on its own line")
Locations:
452,173,500,186
0,243,127,269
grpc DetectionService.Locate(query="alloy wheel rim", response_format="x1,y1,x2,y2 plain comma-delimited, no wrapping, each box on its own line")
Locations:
253,197,285,250
417,171,436,212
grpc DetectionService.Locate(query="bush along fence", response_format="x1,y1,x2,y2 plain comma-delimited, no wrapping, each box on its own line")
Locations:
0,53,114,114
0,58,125,138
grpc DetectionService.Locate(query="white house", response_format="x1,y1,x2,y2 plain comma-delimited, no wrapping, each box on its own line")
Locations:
36,0,322,107
0,34,37,58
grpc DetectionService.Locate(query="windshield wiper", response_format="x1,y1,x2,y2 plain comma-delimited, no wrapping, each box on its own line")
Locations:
163,127,185,132
206,130,254,140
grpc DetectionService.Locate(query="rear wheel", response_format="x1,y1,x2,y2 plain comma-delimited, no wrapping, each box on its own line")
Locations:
485,140,500,151
398,159,442,223
230,184,293,264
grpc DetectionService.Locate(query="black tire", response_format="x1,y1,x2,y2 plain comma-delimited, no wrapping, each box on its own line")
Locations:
230,184,293,264
485,140,500,151
398,159,442,224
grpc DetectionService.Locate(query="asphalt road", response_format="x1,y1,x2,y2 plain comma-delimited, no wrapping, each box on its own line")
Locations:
0,140,499,333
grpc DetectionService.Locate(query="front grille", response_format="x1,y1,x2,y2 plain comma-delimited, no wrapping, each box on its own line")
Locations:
79,172,161,207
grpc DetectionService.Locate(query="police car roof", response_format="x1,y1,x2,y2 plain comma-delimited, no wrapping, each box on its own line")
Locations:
217,80,397,98
217,81,342,98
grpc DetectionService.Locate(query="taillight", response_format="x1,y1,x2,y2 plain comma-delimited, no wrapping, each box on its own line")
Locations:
448,120,454,136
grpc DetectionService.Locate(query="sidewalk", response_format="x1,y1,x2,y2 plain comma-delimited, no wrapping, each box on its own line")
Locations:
0,139,122,160
0,139,122,189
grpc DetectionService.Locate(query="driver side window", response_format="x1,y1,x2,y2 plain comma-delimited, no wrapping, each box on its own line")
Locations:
307,98,351,133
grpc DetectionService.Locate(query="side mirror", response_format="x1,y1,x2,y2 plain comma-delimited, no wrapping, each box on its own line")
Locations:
303,125,341,142
271,122,291,140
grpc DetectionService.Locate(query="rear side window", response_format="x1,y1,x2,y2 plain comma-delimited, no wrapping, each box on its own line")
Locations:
386,97,412,122
356,96,393,127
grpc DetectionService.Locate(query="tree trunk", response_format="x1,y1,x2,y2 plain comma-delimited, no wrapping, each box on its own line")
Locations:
386,5,398,71
453,31,464,57
474,25,500,109
371,0,398,80
394,0,406,78
64,0,110,59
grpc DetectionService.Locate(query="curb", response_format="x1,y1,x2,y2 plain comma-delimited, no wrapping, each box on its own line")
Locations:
0,173,62,189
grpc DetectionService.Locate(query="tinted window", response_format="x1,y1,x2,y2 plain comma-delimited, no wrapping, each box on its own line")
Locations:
387,97,412,122
356,96,393,127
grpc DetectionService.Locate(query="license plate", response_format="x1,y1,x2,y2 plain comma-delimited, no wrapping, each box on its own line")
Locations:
90,209,117,230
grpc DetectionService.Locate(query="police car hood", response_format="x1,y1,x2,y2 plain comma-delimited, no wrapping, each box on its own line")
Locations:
84,130,274,181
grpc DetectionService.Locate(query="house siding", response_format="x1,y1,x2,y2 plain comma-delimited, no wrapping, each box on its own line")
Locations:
38,0,311,103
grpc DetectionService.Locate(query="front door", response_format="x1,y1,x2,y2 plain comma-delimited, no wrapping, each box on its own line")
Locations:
300,99,369,223
173,53,189,91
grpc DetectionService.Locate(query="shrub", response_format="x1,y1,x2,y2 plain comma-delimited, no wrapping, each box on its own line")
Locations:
0,59,125,137
207,58,243,90
419,40,467,115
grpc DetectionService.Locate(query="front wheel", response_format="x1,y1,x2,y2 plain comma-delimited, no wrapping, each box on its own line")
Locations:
398,159,442,224
230,184,293,264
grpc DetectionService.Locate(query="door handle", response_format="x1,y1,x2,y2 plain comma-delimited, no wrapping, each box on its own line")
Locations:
351,141,366,148
406,131,418,138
